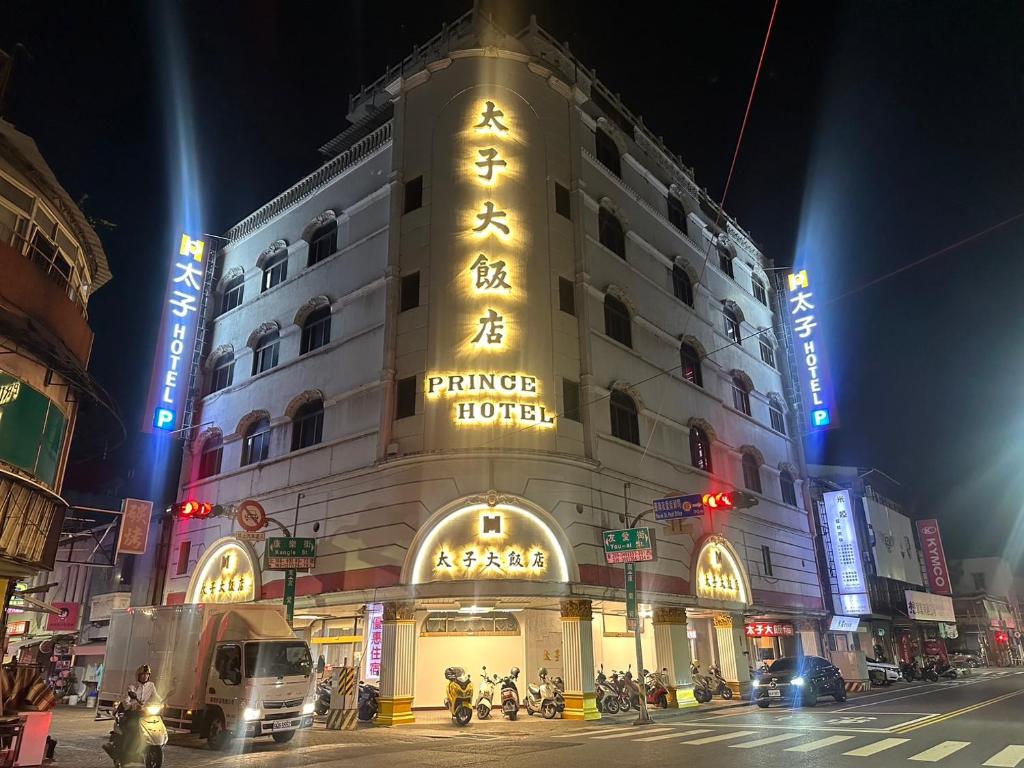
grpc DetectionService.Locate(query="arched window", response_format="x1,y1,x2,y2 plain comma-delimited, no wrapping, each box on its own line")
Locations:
609,391,639,444
667,193,687,233
599,208,626,258
291,399,324,451
242,417,271,466
732,375,751,416
769,400,786,434
690,426,712,472
718,244,735,278
680,343,702,388
779,470,797,506
742,454,762,493
672,264,693,306
604,295,632,347
307,220,338,267
723,305,741,343
252,330,280,375
595,128,621,176
197,434,223,479
210,351,234,394
300,306,332,354
220,274,244,314
262,250,288,292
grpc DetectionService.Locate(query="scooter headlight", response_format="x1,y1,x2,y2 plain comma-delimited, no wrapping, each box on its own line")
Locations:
144,704,163,716
790,676,805,687
302,701,315,715
242,706,262,721
751,679,760,689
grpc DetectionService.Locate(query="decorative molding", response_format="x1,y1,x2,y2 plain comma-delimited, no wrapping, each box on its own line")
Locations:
234,409,270,439
256,239,288,268
713,613,733,629
594,117,628,155
778,461,799,475
560,599,593,621
382,601,416,622
216,266,244,292
609,379,643,412
302,209,337,241
729,369,755,392
195,425,223,448
721,298,745,325
292,294,333,327
465,490,520,508
679,334,707,359
204,344,234,370
246,320,280,349
284,389,325,419
687,416,717,442
597,195,631,231
739,444,765,465
652,607,687,626
604,283,637,317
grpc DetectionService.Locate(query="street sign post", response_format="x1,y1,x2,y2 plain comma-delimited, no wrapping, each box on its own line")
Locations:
602,528,657,564
653,493,705,521
625,563,639,631
266,537,317,570
284,569,297,624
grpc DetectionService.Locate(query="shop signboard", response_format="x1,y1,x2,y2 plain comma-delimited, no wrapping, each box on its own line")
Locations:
0,371,67,487
116,498,153,556
6,620,29,637
653,494,704,521
916,518,952,595
864,497,922,586
829,615,860,632
784,268,836,430
822,491,872,615
744,622,794,638
88,592,131,622
46,602,80,632
266,537,316,570
602,528,656,564
363,603,384,681
905,590,955,623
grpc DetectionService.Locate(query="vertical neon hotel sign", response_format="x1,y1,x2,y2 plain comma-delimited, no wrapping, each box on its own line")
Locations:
146,234,208,433
786,269,834,430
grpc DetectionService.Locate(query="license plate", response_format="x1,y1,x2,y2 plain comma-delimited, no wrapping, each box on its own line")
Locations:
768,689,782,697
273,719,296,731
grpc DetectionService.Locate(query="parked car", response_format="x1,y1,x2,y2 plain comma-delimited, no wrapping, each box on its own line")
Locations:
865,657,901,685
753,656,847,708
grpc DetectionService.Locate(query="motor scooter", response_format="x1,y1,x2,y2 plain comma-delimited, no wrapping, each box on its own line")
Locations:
920,659,940,682
500,667,521,720
102,691,168,768
612,667,641,710
358,681,379,722
524,667,562,719
900,661,919,682
314,680,331,716
690,661,714,704
644,668,671,709
476,666,500,719
595,666,620,714
708,664,734,699
444,667,475,726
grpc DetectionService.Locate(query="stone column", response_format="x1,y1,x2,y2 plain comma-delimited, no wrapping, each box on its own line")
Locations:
652,607,694,707
376,601,416,726
714,613,752,695
560,599,600,720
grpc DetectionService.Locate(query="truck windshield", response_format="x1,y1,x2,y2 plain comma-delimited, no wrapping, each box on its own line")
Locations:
244,641,313,679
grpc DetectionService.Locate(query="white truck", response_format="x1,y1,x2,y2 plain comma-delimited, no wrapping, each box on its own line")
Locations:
99,603,315,750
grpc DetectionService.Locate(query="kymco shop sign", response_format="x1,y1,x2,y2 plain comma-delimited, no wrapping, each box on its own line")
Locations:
916,518,952,596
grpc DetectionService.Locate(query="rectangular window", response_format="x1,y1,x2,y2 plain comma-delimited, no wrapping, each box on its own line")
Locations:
972,572,986,591
292,410,323,451
555,182,571,219
119,555,136,585
262,256,288,292
558,276,575,315
396,376,417,419
719,250,735,278
211,360,234,393
770,405,786,435
400,271,420,312
752,276,768,306
308,226,337,266
221,282,244,314
252,340,280,375
667,194,687,233
404,176,423,213
761,545,774,577
760,340,776,368
198,444,223,478
244,428,271,465
176,540,191,577
562,378,581,423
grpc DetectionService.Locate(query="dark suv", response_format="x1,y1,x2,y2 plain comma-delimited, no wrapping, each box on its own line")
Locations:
753,655,847,708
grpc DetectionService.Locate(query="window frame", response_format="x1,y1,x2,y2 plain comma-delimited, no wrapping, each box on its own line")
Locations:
604,295,632,348
307,222,338,267
732,376,752,416
221,277,244,315
562,378,581,423
555,182,572,219
242,418,271,466
761,545,774,576
261,251,288,292
558,276,576,315
723,306,741,343
679,343,703,388
251,331,281,375
752,275,768,306
210,354,234,394
667,193,687,233
609,391,639,445
689,426,712,472
780,470,798,506
197,436,223,479
175,540,191,577
769,402,786,434
672,264,694,306
595,128,622,177
300,306,332,355
404,175,423,213
742,453,762,493
598,208,626,258
760,339,776,368
291,400,324,451
396,376,417,419
718,246,735,278
400,271,420,312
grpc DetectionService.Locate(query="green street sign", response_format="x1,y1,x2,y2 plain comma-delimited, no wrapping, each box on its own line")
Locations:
284,569,297,624
602,527,657,564
266,537,317,570
625,562,639,631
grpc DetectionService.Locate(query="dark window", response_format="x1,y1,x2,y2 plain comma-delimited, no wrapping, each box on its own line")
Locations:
752,276,768,306
221,276,244,314
604,295,631,347
972,572,986,591
595,129,621,176
307,222,338,267
680,343,703,387
396,376,417,419
562,378,581,423
558,277,575,315
689,426,712,472
301,306,331,354
609,391,639,444
672,265,693,306
555,182,571,219
599,208,626,258
252,331,280,375
718,246,735,278
780,470,797,506
262,251,288,292
198,435,223,479
760,340,776,368
667,194,687,233
723,306,741,343
291,399,324,451
210,353,234,393
404,175,423,213
242,417,271,466
743,454,762,493
176,540,191,577
118,554,136,585
761,545,774,577
400,271,420,312
770,403,786,434
732,375,752,416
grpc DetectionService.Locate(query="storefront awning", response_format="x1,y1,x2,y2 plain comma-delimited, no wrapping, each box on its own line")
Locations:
71,643,105,657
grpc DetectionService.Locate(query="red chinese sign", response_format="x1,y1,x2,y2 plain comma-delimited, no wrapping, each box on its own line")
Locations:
744,622,795,638
46,602,80,632
6,621,29,637
116,498,153,556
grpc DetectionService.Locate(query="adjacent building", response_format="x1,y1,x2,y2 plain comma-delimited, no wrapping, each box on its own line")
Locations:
950,557,1022,666
164,9,823,722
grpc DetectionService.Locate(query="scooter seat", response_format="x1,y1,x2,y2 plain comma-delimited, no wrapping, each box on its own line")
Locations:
528,684,540,696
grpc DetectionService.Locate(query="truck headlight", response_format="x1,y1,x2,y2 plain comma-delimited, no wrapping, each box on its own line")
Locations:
144,704,163,716
243,707,261,721
790,676,805,687
302,702,315,715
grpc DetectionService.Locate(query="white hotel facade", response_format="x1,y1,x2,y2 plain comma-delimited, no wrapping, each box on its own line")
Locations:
165,11,824,723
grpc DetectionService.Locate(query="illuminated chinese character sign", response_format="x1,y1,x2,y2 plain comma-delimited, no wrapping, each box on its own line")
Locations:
744,622,794,638
144,233,210,433
822,490,871,615
364,602,383,681
785,269,835,431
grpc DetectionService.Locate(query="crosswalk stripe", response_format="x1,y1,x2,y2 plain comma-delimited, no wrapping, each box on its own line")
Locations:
985,746,1024,767
592,727,673,740
680,730,756,745
730,733,805,749
844,738,911,756
785,735,856,753
636,729,710,742
553,725,638,738
909,741,971,762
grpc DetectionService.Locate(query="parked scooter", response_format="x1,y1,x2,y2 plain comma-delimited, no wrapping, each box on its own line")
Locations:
444,667,475,726
476,667,500,719
920,659,940,682
499,667,521,720
690,661,714,704
708,664,734,699
900,661,919,682
103,691,168,768
595,666,621,714
314,680,331,717
933,659,958,679
358,681,379,722
524,667,563,719
614,667,642,711
643,668,671,709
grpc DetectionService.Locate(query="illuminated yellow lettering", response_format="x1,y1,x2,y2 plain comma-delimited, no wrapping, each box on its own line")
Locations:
427,376,444,395
787,270,809,291
521,377,537,393
500,374,516,391
521,403,537,422
478,373,495,390
457,402,475,420
450,375,465,392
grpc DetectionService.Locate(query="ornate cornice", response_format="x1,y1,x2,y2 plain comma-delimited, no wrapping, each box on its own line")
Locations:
560,599,593,621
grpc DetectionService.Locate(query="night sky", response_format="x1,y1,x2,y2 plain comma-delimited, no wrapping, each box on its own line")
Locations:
4,2,1023,563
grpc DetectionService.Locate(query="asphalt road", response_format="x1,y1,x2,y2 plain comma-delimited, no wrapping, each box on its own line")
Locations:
51,668,1024,768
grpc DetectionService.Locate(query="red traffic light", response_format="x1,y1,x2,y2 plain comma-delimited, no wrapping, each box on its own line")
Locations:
995,631,1009,645
701,491,759,511
174,500,212,519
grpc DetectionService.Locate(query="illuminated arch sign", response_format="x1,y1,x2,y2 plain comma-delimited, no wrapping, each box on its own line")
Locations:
786,269,835,430
186,537,261,604
410,502,569,584
694,535,750,605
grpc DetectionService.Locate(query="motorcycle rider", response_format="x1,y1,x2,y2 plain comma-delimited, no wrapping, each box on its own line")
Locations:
104,664,157,760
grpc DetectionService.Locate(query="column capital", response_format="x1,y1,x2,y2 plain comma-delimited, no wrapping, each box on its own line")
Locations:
382,601,416,622
712,613,733,629
560,599,593,621
652,607,688,626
